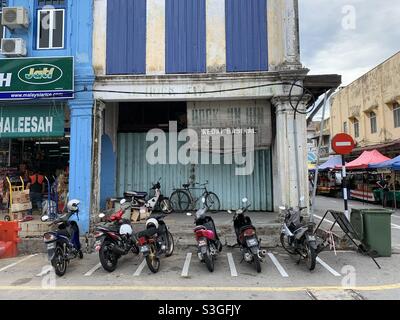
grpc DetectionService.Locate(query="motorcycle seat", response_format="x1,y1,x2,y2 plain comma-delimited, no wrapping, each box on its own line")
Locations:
182,183,190,188
239,225,256,234
124,191,147,198
137,227,158,238
194,225,207,232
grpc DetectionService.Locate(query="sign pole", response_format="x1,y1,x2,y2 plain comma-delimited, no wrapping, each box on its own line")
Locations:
342,155,350,220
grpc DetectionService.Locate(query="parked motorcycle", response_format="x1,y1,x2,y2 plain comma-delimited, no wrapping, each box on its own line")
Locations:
41,199,83,277
124,178,173,215
279,200,318,271
94,199,139,272
187,198,222,272
135,215,174,273
228,197,266,273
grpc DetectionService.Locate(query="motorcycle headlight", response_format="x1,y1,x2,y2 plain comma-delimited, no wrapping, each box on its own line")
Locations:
43,233,57,243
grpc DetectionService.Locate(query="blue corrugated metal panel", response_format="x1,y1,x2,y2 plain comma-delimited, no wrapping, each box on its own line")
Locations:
106,0,146,75
166,0,206,73
117,133,272,211
226,0,268,72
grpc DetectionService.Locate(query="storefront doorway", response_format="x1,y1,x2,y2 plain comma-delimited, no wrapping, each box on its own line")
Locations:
0,104,70,219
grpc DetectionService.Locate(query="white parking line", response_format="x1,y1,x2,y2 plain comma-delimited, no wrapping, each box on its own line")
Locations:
267,253,289,278
392,223,400,230
84,263,101,277
227,253,238,277
181,253,192,278
133,259,147,276
316,257,341,277
0,254,38,272
36,265,53,277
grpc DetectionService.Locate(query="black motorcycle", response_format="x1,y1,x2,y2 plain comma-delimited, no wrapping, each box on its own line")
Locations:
124,178,173,214
135,214,174,273
228,198,266,273
42,199,83,277
187,198,222,272
280,203,318,271
94,199,139,272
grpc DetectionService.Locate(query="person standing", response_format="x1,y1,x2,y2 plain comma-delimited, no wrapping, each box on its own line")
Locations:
377,175,391,207
27,168,45,216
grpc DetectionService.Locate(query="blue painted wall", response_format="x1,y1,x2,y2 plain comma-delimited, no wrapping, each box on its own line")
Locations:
106,0,146,75
4,0,95,233
166,0,206,73
226,0,268,72
100,134,116,209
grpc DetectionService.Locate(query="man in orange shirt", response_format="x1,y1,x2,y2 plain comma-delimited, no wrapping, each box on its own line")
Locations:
28,168,45,215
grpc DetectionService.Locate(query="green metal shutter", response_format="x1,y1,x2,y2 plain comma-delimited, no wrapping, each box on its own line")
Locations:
117,133,272,211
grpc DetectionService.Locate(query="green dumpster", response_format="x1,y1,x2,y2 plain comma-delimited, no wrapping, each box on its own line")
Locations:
351,208,393,257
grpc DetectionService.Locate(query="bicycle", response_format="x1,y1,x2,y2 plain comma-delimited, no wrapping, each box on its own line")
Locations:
170,181,220,213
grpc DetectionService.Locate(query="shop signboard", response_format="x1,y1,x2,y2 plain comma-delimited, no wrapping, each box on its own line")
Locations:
0,57,74,100
0,105,65,138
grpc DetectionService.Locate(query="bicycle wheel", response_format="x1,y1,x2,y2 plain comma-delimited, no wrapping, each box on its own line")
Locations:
205,192,220,213
170,190,191,212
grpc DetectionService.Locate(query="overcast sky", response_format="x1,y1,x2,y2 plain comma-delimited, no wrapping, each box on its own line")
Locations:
299,0,400,86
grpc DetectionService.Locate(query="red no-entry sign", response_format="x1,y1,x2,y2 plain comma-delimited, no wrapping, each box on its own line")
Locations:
331,133,355,155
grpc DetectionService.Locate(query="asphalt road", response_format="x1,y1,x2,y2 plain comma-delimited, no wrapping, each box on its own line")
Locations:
312,195,400,247
0,195,399,300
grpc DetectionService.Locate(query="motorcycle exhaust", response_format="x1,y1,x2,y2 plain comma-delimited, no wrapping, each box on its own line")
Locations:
258,249,267,259
111,244,126,255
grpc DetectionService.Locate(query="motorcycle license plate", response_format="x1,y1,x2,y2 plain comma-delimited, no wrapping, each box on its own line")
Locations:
246,238,258,247
47,243,56,250
140,245,149,253
198,240,207,246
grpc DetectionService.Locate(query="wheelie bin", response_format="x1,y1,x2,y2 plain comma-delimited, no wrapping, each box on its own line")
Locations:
351,208,393,257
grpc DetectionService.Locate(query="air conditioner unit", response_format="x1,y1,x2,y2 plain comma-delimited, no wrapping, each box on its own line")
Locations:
1,7,30,30
1,38,27,57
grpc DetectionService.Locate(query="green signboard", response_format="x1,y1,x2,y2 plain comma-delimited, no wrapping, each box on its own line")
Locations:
0,57,74,100
0,105,65,138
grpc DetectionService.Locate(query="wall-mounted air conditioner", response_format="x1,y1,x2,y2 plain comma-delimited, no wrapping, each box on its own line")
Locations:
1,38,27,57
1,7,30,30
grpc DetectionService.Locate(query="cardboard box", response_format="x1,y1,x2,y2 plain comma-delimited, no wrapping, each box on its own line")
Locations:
131,208,150,223
12,190,30,204
11,202,32,213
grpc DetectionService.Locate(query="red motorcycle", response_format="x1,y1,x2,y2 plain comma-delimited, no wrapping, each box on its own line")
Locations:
94,199,138,272
187,198,222,272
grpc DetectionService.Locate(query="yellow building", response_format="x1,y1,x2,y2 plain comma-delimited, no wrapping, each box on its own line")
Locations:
330,51,400,158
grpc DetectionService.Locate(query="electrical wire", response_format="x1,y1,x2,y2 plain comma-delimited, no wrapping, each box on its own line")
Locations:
0,81,317,115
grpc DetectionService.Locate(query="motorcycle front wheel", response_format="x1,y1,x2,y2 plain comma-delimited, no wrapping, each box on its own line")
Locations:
204,248,214,272
305,243,317,271
165,231,174,257
160,199,173,214
99,240,118,272
51,246,67,277
146,244,160,273
280,233,296,255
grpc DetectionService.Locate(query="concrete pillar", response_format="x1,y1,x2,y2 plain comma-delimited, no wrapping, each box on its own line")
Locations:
281,0,301,69
206,0,226,73
272,96,309,212
68,90,94,235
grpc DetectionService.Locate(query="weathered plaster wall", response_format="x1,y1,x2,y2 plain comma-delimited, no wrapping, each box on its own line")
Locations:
93,0,289,75
330,52,400,147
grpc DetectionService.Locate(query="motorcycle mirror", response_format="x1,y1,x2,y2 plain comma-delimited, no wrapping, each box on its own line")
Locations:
201,197,206,203
242,197,248,203
99,213,105,219
41,215,49,222
186,212,193,216
120,199,127,205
